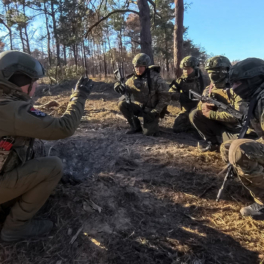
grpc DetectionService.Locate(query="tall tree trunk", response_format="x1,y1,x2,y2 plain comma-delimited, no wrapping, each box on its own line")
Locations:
83,41,88,76
19,27,26,52
137,0,154,63
3,4,13,49
174,0,184,78
22,2,31,54
73,44,78,70
102,42,107,78
51,2,60,67
63,45,67,65
164,28,169,74
44,2,52,66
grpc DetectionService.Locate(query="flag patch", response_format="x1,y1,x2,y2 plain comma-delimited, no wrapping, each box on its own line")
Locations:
28,107,47,117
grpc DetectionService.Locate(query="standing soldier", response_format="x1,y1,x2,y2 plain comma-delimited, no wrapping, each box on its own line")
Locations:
0,50,93,241
220,58,264,217
189,56,243,152
169,56,204,133
114,53,169,136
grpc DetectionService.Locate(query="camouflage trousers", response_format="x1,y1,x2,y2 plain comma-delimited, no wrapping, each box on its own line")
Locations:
118,101,159,136
173,110,194,133
220,139,264,204
0,157,62,230
189,109,240,144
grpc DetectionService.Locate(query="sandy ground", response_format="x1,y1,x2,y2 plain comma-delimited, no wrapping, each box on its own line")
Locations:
0,79,263,264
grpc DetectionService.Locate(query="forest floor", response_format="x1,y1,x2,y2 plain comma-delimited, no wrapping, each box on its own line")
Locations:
0,79,263,264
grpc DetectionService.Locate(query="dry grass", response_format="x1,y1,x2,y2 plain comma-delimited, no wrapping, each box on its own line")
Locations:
0,80,263,264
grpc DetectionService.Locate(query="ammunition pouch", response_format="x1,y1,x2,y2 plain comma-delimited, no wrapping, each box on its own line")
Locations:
0,149,12,174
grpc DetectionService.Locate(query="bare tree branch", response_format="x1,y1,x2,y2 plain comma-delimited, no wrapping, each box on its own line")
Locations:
147,0,161,18
85,9,140,38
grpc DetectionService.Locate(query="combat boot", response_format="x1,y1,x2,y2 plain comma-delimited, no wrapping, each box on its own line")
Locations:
126,127,142,134
1,219,53,242
240,203,264,217
198,141,219,153
126,117,142,134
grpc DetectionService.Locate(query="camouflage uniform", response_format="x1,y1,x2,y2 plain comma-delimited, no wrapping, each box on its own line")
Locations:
169,56,204,132
116,54,169,136
0,51,92,241
220,58,264,215
189,56,242,148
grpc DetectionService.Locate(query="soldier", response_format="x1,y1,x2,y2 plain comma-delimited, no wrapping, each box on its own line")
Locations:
114,53,169,136
169,56,204,132
189,56,243,152
220,58,264,217
0,50,93,241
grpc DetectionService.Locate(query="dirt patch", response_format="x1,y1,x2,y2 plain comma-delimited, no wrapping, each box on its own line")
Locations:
0,81,263,264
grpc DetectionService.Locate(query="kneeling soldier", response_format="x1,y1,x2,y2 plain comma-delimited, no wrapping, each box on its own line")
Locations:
220,58,264,217
169,56,204,133
0,50,93,241
114,53,169,136
189,56,243,152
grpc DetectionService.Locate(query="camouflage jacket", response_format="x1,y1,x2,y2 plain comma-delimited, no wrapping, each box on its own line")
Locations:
169,69,204,112
246,84,264,138
197,85,243,127
0,79,86,173
125,67,169,113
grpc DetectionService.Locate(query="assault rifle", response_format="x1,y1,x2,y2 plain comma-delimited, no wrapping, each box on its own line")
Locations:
114,68,131,104
189,89,247,201
189,90,244,120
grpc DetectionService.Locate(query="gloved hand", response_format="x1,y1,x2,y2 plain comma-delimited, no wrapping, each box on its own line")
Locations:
114,82,125,94
75,76,93,97
143,109,159,123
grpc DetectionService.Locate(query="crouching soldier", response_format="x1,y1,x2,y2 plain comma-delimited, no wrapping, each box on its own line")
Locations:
0,50,93,241
220,58,264,217
169,56,204,133
189,56,243,152
114,53,169,136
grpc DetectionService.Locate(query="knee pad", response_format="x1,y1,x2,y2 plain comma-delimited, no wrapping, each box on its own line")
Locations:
229,139,260,174
220,140,234,163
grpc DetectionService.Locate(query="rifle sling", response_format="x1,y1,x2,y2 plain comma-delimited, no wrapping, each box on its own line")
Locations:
237,94,258,139
141,69,152,111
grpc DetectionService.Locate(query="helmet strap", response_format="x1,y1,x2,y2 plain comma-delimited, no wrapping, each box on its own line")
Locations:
27,81,33,95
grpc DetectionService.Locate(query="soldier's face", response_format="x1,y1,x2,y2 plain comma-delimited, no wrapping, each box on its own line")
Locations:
20,81,38,97
135,66,146,76
183,67,194,76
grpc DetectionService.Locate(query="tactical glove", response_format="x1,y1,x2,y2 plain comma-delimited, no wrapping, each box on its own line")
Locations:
143,109,159,123
114,82,125,94
75,76,93,97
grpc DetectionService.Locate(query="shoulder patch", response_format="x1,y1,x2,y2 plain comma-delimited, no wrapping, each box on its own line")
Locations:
28,107,47,117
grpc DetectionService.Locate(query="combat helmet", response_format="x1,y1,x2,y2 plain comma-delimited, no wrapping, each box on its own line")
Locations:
0,50,45,82
205,56,231,71
229,58,264,83
180,56,199,69
132,53,151,67
229,58,264,99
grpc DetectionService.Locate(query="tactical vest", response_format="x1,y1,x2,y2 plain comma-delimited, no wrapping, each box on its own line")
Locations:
177,70,203,111
0,83,36,174
126,68,161,110
250,89,264,138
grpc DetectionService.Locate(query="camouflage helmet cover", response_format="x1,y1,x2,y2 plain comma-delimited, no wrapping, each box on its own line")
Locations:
132,53,151,67
0,50,45,80
205,55,231,71
180,56,199,69
229,58,264,83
